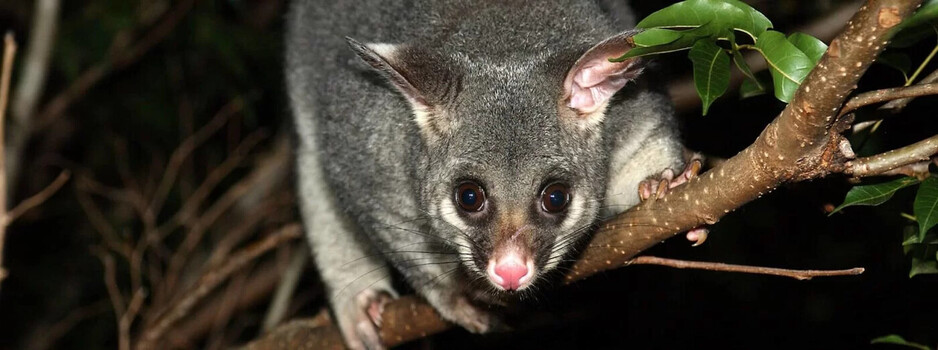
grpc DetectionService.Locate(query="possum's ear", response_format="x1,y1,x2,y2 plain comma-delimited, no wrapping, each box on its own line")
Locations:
346,37,456,139
563,31,645,122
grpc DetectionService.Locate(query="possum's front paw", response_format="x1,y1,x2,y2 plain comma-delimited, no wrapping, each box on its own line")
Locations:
638,155,703,201
638,154,709,246
336,288,394,350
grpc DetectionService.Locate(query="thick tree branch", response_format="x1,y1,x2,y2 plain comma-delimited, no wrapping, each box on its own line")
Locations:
568,0,919,282
845,134,938,177
249,1,924,348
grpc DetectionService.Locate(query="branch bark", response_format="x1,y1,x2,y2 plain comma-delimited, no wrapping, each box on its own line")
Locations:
840,83,938,116
881,68,938,112
845,134,938,177
247,1,926,348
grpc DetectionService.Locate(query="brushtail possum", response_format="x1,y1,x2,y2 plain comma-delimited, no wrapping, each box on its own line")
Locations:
286,0,684,348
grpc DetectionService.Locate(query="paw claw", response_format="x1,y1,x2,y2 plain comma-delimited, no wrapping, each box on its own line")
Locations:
686,227,709,247
365,292,392,327
655,178,670,199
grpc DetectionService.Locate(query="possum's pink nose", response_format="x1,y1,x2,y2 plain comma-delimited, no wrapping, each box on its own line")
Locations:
487,255,533,291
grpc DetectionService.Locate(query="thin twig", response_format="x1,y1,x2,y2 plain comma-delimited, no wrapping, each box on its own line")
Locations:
135,224,302,350
160,134,281,295
2,170,70,225
170,256,300,348
625,256,865,280
119,289,148,350
75,182,132,258
26,300,110,350
845,134,938,177
96,252,127,325
170,126,266,228
881,68,938,112
839,83,938,117
148,98,244,221
0,32,17,286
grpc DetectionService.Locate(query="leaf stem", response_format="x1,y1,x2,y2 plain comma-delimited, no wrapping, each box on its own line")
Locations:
906,37,938,86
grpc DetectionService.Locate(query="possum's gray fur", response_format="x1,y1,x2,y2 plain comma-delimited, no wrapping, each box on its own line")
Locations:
285,1,682,348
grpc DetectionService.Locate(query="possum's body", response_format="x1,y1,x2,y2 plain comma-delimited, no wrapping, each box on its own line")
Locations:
285,1,683,348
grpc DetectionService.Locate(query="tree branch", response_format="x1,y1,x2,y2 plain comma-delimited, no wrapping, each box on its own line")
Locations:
2,170,69,225
6,0,60,185
625,256,865,280
135,224,302,350
881,68,938,112
0,33,16,287
845,134,938,177
840,83,938,116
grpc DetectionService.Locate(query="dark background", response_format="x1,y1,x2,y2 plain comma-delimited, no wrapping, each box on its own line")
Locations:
0,0,935,349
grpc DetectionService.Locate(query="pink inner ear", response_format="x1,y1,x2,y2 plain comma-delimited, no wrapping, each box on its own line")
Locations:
566,58,641,114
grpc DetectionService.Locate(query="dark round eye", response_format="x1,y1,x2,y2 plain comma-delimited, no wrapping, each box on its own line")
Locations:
455,182,486,212
541,183,570,213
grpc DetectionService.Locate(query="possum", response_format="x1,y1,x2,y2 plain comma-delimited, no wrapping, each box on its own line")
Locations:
285,0,684,348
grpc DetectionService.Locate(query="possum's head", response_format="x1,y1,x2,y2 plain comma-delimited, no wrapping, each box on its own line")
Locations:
348,31,645,292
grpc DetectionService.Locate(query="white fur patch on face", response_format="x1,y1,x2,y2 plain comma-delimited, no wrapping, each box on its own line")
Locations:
438,198,480,274
545,192,587,270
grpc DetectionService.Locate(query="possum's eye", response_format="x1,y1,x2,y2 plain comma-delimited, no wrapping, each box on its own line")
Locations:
455,182,486,212
540,183,570,213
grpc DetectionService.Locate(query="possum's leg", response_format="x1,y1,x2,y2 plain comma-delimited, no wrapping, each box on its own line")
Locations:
637,153,709,246
604,128,685,215
296,149,396,350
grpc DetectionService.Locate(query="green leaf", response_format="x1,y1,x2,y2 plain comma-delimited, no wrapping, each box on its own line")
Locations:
876,52,912,77
616,23,722,60
787,33,827,63
755,30,817,102
872,335,932,350
739,71,772,99
636,0,772,40
632,28,684,47
914,176,938,240
830,177,920,215
910,257,938,277
689,40,731,115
